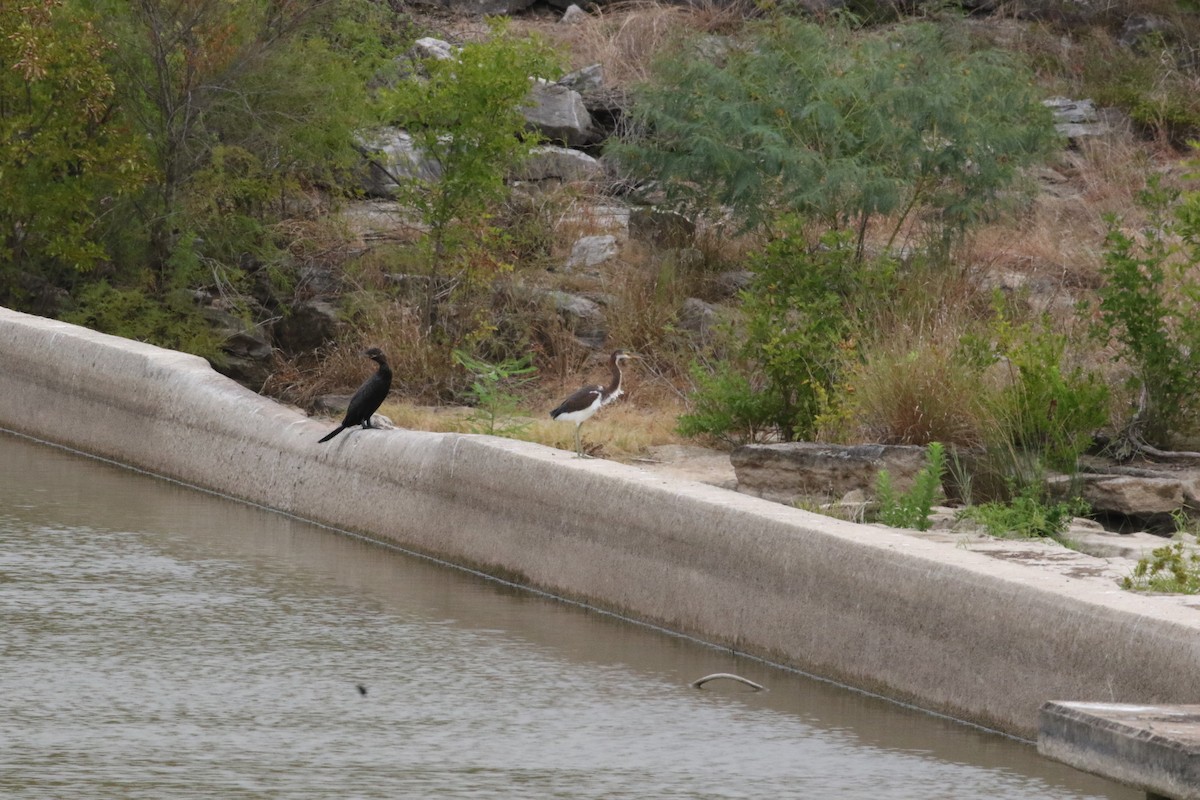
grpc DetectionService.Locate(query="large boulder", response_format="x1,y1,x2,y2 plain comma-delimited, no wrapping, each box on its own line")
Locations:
564,235,619,272
512,146,603,182
1048,473,1185,532
274,300,342,356
540,290,608,348
733,442,932,505
353,129,441,198
202,308,274,389
523,82,600,147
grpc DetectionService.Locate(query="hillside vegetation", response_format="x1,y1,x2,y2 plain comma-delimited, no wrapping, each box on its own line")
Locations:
5,0,1200,491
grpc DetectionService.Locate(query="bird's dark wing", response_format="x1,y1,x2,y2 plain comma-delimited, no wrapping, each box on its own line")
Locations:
551,384,603,418
342,372,391,427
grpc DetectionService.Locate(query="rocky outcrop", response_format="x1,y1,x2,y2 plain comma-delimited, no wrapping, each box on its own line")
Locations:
354,129,442,199
523,81,601,147
1043,97,1111,144
512,146,603,182
564,235,619,272
539,289,608,348
733,442,932,505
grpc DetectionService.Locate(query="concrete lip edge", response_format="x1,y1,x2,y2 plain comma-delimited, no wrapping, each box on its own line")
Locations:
1039,701,1200,800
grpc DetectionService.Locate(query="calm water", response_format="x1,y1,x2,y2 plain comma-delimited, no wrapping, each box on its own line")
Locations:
0,431,1136,799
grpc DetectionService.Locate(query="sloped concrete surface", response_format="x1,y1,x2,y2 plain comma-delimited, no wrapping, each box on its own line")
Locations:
1040,701,1200,799
2,305,1199,739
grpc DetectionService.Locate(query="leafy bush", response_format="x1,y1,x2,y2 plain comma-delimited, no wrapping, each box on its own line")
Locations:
0,0,147,285
681,228,888,442
62,282,224,361
1094,180,1200,445
874,441,947,531
677,361,789,445
380,22,561,331
958,485,1088,540
980,309,1110,472
615,18,1057,251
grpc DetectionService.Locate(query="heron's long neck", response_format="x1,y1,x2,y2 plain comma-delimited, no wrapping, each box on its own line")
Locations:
605,359,623,398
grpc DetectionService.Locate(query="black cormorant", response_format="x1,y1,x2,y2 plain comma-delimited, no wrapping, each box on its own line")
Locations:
318,347,392,443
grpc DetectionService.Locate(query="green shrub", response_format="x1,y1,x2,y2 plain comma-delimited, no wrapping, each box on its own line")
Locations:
874,441,947,531
980,308,1110,472
680,228,888,442
1122,540,1200,594
62,281,224,362
380,21,561,331
1094,179,1200,445
677,360,788,445
958,485,1088,540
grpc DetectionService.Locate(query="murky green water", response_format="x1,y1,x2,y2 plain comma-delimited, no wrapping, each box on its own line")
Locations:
0,431,1136,799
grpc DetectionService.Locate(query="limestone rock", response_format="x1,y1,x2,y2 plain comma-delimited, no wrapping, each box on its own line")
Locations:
353,129,441,198
273,300,341,356
678,298,718,339
733,442,932,505
560,3,588,22
512,146,603,183
564,235,619,271
202,308,274,389
1043,98,1110,143
540,290,607,348
1051,474,1185,516
523,82,599,147
558,64,604,93
710,270,755,299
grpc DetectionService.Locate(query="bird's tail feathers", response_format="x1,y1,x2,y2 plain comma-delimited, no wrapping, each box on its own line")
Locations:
318,426,346,443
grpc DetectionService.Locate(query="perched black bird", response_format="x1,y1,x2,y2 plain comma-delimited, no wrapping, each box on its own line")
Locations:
319,347,392,443
550,350,640,458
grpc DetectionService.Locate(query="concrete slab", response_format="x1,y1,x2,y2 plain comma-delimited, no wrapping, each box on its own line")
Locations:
1039,701,1200,799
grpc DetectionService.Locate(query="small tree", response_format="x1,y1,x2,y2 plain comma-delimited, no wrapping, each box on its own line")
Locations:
1095,178,1200,446
615,19,1057,255
380,22,560,331
0,0,147,292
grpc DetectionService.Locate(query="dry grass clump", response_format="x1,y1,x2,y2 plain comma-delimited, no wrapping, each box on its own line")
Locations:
510,0,754,87
835,316,989,447
374,392,685,459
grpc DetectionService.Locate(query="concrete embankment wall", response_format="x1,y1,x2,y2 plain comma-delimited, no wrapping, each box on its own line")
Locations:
2,305,1197,739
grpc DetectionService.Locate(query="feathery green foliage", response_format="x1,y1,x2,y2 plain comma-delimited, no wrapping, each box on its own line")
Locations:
874,441,946,531
1095,178,1200,444
616,19,1057,252
453,349,538,437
